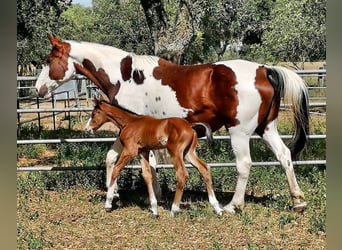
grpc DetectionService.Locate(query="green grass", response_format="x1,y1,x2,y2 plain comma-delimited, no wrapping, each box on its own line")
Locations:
17,112,326,249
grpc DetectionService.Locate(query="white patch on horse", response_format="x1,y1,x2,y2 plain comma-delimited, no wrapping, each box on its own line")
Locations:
115,54,193,118
215,60,262,132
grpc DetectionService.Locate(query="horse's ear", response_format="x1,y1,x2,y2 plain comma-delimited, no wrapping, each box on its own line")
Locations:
48,35,62,48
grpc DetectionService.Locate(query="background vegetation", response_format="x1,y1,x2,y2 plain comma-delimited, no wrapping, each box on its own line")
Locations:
17,0,326,68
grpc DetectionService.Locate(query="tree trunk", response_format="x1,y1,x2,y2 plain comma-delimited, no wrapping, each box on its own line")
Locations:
140,0,204,64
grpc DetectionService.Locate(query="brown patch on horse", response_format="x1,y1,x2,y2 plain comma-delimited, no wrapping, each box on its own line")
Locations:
74,59,120,104
254,66,279,135
133,69,145,84
47,36,71,80
120,56,132,81
153,59,239,131
211,64,240,128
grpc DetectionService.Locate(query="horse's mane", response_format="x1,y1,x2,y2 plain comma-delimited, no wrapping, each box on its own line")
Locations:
130,54,160,70
65,39,160,68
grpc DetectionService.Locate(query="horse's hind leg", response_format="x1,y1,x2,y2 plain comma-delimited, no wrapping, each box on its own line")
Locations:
149,151,162,201
224,132,252,214
141,151,159,217
105,140,123,202
262,121,306,212
185,135,223,215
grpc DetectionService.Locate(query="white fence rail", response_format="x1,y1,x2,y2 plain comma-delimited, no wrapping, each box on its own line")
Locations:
17,70,326,172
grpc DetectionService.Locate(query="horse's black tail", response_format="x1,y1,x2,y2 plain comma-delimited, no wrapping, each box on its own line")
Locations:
191,122,214,144
268,66,310,159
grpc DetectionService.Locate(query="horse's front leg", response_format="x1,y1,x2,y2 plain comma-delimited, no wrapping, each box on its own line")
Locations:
141,151,159,217
149,150,161,201
105,140,123,209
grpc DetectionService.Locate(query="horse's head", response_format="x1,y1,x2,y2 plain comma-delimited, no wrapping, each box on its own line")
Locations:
35,36,77,98
85,98,109,133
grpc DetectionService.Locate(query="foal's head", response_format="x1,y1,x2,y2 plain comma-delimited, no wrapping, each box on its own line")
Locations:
86,99,109,132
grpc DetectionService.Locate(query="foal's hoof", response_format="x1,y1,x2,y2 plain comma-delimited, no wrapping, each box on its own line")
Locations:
293,202,307,213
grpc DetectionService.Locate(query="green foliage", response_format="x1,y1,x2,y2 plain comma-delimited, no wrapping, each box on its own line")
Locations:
262,0,326,66
17,0,326,67
17,0,72,65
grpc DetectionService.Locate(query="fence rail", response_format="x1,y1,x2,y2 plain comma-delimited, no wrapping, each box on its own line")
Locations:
17,69,326,172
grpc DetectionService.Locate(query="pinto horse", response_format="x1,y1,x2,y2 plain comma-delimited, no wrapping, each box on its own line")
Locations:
36,36,309,213
86,98,223,217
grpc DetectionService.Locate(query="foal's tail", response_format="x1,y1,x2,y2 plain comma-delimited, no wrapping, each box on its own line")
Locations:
267,66,310,159
191,122,214,143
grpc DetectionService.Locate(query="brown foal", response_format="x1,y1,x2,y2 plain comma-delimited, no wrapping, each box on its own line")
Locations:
86,98,223,217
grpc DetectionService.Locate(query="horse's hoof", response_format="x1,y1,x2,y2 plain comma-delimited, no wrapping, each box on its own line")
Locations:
151,213,160,219
223,205,236,214
293,202,307,213
216,209,224,216
105,207,112,213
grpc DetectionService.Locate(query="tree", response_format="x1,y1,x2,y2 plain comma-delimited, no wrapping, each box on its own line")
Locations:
140,0,208,64
17,0,72,66
261,0,326,68
92,0,153,54
59,4,97,42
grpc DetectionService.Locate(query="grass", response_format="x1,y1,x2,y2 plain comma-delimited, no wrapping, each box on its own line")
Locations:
17,109,326,249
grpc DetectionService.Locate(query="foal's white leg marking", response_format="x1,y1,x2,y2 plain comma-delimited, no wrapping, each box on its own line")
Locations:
262,121,306,211
208,193,224,216
170,204,181,217
105,184,117,212
185,153,223,216
104,140,123,210
224,132,252,214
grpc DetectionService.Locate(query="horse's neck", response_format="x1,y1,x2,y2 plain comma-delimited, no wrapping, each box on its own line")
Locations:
102,103,139,129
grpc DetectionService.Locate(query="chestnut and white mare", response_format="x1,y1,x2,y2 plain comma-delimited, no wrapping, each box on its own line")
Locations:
86,98,223,217
36,36,309,213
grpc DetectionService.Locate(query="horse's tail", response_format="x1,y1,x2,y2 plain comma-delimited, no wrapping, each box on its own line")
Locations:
191,122,214,143
267,66,310,159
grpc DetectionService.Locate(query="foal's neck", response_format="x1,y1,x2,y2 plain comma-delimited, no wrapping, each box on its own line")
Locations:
101,102,140,129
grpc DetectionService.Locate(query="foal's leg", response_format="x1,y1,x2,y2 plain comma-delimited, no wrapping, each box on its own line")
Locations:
105,148,135,212
185,135,223,215
141,151,159,217
170,154,189,217
262,121,306,212
224,131,252,214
